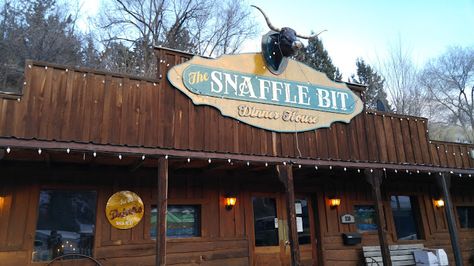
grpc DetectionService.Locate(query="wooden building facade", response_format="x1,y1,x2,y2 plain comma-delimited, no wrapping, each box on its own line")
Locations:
0,48,473,266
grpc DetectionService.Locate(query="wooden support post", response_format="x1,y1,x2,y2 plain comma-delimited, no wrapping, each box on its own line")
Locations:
156,157,168,266
364,169,392,266
277,164,301,266
436,173,463,266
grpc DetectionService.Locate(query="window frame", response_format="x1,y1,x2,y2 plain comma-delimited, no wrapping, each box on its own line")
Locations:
32,187,99,263
388,194,425,242
0,63,24,98
150,203,202,240
353,203,378,233
455,204,474,230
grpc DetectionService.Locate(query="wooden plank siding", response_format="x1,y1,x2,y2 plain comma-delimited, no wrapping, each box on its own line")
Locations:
0,159,473,265
1,49,474,266
295,173,474,266
1,56,473,171
0,163,250,266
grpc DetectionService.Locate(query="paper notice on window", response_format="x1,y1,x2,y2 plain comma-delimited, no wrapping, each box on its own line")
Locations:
295,203,302,214
296,217,303,232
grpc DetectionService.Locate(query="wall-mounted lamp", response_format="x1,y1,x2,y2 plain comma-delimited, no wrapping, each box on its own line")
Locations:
0,190,6,209
224,196,237,210
433,198,445,208
328,197,341,208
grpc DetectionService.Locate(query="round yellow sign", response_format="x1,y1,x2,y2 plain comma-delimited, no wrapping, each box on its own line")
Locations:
106,191,144,229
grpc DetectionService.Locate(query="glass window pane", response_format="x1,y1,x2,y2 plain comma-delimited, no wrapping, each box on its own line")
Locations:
390,195,420,240
354,205,378,232
0,65,23,95
457,206,474,228
150,205,201,238
296,199,311,245
33,190,97,262
253,197,279,246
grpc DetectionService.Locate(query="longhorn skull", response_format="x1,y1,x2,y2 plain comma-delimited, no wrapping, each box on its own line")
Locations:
251,5,326,74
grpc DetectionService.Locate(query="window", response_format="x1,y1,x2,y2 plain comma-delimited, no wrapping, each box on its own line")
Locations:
390,195,421,240
0,64,23,96
150,205,201,238
252,197,279,246
33,190,97,262
295,199,311,245
354,205,378,232
457,206,474,228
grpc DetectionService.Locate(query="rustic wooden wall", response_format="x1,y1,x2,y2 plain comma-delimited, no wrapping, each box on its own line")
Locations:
0,58,472,170
0,49,473,266
451,179,474,265
0,162,249,266
294,172,474,266
1,160,474,265
0,181,39,265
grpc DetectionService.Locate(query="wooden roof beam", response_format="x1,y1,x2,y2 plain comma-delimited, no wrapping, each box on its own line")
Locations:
1,138,473,174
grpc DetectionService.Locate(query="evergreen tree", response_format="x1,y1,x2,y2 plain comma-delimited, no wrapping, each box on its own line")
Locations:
351,58,391,111
82,34,101,69
295,37,342,81
0,0,82,93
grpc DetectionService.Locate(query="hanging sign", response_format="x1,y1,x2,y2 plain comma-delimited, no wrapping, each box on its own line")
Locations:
168,53,363,132
106,191,144,229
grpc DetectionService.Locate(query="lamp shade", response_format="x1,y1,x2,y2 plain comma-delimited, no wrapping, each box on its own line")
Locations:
225,197,237,210
328,198,341,208
433,198,445,208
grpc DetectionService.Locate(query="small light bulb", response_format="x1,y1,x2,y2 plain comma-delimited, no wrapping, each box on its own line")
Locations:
66,148,70,153
228,159,231,163
118,154,122,160
142,155,145,160
165,155,168,159
6,147,10,153
265,162,268,167
38,148,42,155
93,152,97,157
208,158,211,163
187,158,191,163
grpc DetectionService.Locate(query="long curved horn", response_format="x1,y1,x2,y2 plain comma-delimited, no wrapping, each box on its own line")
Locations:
251,5,280,32
297,29,328,40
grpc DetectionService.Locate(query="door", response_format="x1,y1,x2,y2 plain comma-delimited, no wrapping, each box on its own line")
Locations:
248,193,290,266
247,193,318,266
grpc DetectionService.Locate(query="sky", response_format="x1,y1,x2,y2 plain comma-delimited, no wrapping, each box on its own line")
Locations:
79,0,474,79
245,0,474,79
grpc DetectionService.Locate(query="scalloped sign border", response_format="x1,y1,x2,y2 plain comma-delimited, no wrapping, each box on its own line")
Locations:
168,53,363,132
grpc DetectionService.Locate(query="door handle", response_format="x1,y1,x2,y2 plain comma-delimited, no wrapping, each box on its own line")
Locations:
285,240,290,246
